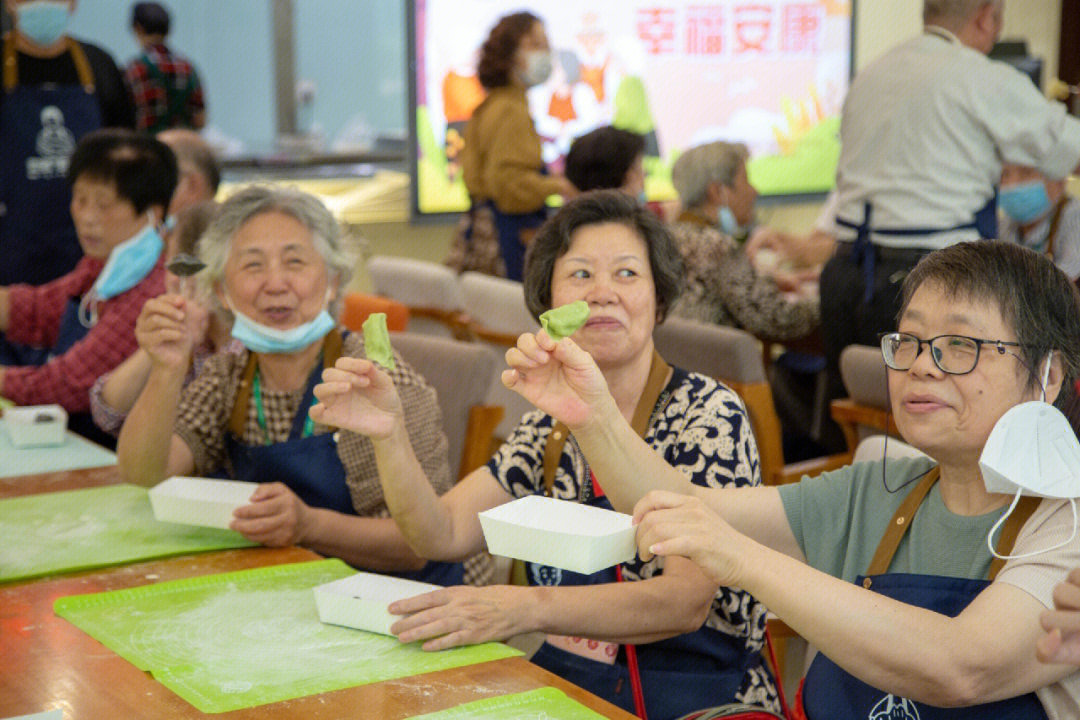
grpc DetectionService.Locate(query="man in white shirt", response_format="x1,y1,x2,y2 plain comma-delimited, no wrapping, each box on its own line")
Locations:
819,0,1080,413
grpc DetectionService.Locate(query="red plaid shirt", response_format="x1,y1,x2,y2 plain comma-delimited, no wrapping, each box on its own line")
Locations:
124,43,205,132
3,255,166,412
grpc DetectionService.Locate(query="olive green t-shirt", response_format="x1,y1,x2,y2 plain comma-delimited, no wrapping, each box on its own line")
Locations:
777,457,1008,582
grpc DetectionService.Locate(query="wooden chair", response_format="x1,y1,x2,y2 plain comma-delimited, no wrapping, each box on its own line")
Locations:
340,292,409,333
830,344,900,457
457,272,541,444
389,332,504,481
653,316,850,487
367,256,471,339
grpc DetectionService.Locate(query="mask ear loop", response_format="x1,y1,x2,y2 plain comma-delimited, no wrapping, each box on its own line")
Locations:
1040,351,1053,403
987,492,1077,560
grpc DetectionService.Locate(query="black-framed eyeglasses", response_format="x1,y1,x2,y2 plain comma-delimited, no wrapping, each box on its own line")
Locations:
879,332,1031,375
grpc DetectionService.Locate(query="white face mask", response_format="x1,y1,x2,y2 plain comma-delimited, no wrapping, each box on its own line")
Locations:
518,50,552,87
979,352,1080,560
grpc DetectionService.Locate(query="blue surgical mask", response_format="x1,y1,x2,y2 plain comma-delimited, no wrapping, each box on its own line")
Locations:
999,180,1052,224
15,1,71,47
637,190,648,205
79,215,164,327
519,50,553,87
228,296,336,354
717,206,740,236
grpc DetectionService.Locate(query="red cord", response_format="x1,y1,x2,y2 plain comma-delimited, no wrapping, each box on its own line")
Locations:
764,626,793,719
616,564,648,719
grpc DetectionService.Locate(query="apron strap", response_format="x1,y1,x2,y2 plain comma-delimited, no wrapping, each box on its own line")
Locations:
1044,196,1069,260
2,35,95,93
542,349,671,496
66,38,95,94
866,465,1042,579
227,329,345,439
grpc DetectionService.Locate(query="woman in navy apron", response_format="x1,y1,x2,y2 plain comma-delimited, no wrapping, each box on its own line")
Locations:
546,240,1080,718
116,186,461,586
312,192,781,719
449,12,576,281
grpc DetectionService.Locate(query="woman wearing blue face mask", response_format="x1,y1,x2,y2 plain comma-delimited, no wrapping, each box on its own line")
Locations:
116,185,464,587
999,164,1080,284
444,11,578,281
0,128,175,446
505,239,1080,718
1,0,135,286
668,140,819,342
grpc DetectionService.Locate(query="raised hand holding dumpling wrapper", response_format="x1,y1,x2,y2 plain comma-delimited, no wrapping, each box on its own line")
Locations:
362,313,395,369
539,300,589,341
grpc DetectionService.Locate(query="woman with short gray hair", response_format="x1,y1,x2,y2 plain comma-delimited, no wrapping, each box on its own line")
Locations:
118,185,464,587
668,141,818,341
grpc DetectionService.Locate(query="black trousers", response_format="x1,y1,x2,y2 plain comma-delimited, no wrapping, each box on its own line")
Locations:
819,241,931,406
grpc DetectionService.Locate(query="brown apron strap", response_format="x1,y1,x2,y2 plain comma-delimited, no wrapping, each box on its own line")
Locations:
987,496,1042,580
865,467,940,576
66,38,95,93
3,34,16,92
542,349,671,496
1044,196,1069,260
867,465,1043,579
227,329,344,439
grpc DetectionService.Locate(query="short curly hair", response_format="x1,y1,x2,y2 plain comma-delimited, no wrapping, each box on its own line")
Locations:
522,190,683,323
476,12,540,89
564,126,645,193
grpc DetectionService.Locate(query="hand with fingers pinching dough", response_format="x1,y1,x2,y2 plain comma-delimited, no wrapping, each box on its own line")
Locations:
230,482,315,547
632,490,752,588
501,330,613,431
310,357,404,440
135,293,204,371
1038,568,1080,666
388,584,534,651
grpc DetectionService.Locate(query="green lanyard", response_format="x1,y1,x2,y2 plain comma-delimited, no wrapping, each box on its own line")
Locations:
252,368,316,446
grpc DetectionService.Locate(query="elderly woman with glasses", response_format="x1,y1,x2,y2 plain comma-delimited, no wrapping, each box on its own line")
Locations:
502,240,1080,718
116,185,461,585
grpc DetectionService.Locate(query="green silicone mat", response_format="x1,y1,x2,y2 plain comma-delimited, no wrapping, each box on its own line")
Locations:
407,688,608,719
54,559,521,714
0,484,255,583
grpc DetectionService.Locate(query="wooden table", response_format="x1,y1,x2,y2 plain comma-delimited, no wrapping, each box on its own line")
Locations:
0,468,637,719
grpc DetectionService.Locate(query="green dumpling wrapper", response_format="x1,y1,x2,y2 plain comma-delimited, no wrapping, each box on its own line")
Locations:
362,312,396,369
539,300,590,341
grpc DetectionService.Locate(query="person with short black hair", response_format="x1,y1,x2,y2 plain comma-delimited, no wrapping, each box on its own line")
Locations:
1,0,135,286
563,125,645,197
125,1,206,132
0,128,177,444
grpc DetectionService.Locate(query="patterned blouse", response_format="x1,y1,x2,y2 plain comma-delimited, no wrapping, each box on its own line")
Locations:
669,212,819,341
486,367,779,711
173,332,452,518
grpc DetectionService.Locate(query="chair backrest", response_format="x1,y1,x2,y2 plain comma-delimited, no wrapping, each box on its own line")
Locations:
390,332,504,479
367,256,468,338
852,434,927,464
458,271,539,342
458,271,540,441
340,292,409,334
653,317,788,485
831,344,899,454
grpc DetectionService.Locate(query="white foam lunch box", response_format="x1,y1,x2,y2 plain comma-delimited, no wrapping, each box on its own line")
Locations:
478,495,636,575
148,476,258,529
4,404,67,447
314,572,439,635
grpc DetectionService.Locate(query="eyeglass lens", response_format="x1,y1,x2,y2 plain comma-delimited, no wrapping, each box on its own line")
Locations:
883,334,980,374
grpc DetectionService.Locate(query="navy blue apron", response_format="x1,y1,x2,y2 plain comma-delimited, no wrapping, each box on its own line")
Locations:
224,332,461,587
799,468,1046,720
836,198,997,304
529,354,769,719
1,37,101,286
475,164,550,282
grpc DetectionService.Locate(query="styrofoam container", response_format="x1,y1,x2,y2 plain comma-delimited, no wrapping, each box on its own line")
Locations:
314,572,439,635
4,404,67,447
478,495,636,575
148,476,258,529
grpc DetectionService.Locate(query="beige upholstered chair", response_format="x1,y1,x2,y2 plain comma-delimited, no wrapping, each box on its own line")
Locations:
390,332,504,480
653,316,849,487
830,344,900,456
367,256,470,339
457,272,541,443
